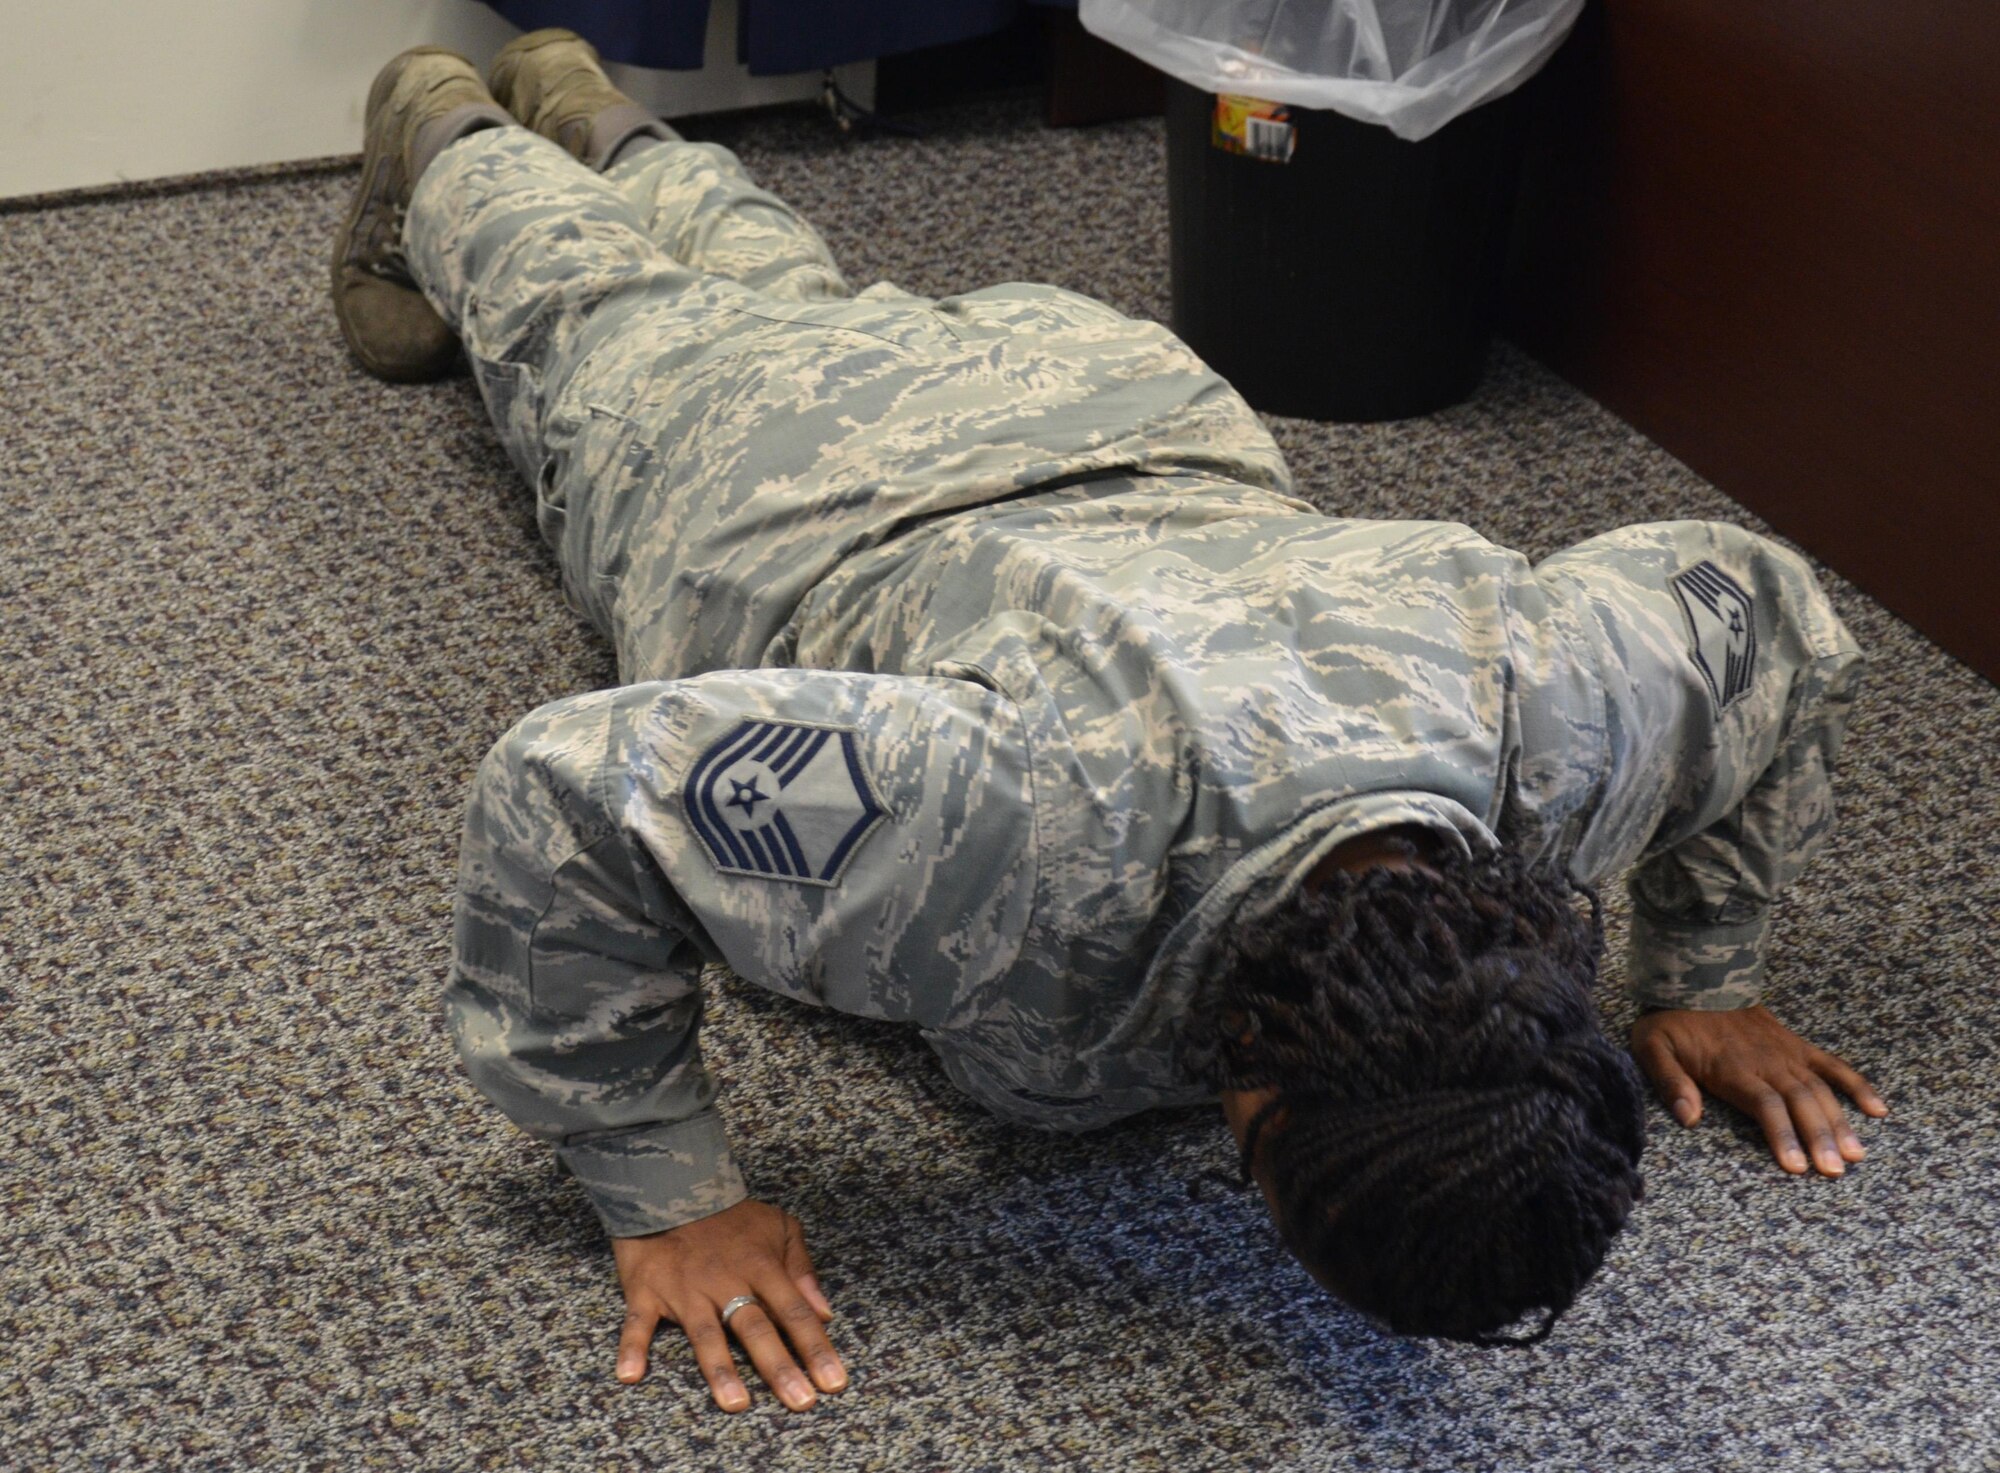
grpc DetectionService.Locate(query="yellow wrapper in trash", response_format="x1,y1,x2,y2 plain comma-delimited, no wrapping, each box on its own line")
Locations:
1212,94,1297,163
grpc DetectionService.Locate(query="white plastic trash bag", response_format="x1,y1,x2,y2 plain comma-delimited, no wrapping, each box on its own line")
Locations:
1080,0,1586,141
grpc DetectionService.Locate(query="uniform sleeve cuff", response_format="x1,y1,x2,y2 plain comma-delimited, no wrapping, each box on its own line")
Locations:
1628,907,1771,1012
557,1110,750,1238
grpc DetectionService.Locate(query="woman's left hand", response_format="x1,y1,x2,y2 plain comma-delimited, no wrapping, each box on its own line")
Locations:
1631,1005,1888,1177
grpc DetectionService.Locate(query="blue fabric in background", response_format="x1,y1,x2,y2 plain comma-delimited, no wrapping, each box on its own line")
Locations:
481,0,1077,74
481,0,714,70
741,0,1016,74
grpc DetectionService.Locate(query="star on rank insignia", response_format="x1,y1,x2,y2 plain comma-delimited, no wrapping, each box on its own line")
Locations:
684,720,888,885
1671,559,1759,710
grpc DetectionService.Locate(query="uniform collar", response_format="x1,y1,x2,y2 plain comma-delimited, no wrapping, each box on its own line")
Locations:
1076,791,1497,1065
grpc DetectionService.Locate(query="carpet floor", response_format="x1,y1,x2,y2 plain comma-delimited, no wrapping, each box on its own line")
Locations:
4,98,1996,1473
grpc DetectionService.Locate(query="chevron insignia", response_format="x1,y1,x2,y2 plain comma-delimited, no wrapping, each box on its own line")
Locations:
684,720,887,885
1671,559,1758,709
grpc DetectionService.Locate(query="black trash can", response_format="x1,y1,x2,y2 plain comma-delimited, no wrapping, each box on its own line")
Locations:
1166,76,1535,422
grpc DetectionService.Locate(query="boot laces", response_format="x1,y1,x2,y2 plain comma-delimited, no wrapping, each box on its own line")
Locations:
363,203,412,282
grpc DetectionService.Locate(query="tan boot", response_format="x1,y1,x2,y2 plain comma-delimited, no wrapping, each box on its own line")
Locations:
330,47,509,382
488,28,677,170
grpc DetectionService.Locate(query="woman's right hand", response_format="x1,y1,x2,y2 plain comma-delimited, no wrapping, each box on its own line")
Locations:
610,1198,846,1412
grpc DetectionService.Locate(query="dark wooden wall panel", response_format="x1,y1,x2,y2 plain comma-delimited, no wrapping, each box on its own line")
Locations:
1506,0,2000,683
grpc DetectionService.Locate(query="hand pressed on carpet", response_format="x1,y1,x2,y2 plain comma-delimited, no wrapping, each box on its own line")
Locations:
611,1198,846,1412
1632,1004,1889,1177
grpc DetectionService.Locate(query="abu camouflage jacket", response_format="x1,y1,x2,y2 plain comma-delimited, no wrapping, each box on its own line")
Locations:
418,128,1863,1237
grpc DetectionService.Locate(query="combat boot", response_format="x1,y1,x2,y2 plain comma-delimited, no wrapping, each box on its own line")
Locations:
488,28,677,171
330,47,510,382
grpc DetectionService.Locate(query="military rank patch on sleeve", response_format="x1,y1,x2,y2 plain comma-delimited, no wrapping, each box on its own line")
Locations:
1671,559,1759,709
683,720,888,885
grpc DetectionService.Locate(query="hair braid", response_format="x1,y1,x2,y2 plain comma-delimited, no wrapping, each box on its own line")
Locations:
1181,844,1647,1345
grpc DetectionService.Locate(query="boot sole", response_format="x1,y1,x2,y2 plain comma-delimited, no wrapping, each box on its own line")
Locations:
331,47,465,382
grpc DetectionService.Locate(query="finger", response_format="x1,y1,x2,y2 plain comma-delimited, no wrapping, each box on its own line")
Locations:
1806,1072,1866,1164
617,1300,661,1385
677,1312,751,1413
1633,1033,1703,1127
754,1268,847,1395
1782,1079,1847,1177
780,1218,835,1323
1743,1085,1809,1173
725,1301,820,1411
797,1275,835,1323
1810,1048,1890,1118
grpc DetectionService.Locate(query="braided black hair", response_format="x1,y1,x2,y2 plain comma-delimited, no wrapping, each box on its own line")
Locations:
1179,842,1646,1346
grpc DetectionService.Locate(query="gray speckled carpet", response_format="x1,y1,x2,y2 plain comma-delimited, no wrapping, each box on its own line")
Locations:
5,98,1998,1472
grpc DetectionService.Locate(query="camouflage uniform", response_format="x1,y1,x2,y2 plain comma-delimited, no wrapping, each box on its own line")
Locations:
410,130,1863,1238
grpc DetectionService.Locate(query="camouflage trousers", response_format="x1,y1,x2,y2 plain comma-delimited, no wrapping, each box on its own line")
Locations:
420,129,1866,1238
403,126,1292,687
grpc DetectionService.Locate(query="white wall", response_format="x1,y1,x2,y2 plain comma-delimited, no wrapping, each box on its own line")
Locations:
0,0,873,198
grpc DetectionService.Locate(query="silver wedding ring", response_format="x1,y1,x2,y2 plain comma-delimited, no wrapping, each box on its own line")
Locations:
719,1294,759,1326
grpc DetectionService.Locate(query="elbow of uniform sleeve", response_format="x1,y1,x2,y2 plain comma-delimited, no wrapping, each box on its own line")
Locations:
1627,904,1771,1012
558,1109,750,1238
